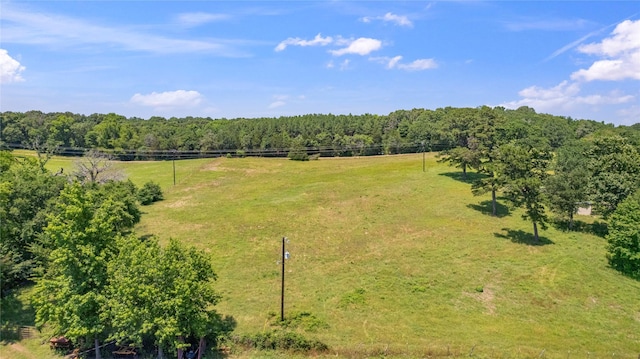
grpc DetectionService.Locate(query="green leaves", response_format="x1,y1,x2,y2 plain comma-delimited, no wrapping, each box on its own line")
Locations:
606,191,640,279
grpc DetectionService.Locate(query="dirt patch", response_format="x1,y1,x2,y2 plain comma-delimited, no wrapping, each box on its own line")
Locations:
465,287,496,315
165,197,193,208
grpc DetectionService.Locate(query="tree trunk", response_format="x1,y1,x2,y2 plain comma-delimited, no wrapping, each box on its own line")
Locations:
491,189,497,217
533,221,539,243
94,337,102,359
197,337,205,359
462,163,467,180
157,345,164,359
177,336,184,359
568,211,574,230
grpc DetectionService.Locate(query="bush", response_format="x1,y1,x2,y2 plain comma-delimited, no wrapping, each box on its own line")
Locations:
232,330,328,352
137,181,163,205
288,149,309,161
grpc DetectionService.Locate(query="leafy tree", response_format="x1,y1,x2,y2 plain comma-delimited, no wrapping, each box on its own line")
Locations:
499,143,552,242
606,191,640,279
108,237,231,359
0,152,66,294
586,136,640,217
545,141,590,229
32,183,140,358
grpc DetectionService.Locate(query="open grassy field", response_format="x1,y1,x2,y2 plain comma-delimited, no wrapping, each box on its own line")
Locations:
2,151,640,358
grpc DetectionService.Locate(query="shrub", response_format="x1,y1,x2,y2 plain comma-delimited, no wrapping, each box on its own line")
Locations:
137,181,163,205
232,330,328,352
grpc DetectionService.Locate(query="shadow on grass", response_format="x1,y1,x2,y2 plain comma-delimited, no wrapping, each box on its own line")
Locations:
0,288,36,344
467,200,511,218
550,218,608,238
494,228,554,246
439,171,487,184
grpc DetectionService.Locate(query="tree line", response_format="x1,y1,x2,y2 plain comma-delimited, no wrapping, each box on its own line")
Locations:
2,107,639,159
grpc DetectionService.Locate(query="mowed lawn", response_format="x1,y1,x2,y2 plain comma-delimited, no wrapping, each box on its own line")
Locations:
4,151,640,358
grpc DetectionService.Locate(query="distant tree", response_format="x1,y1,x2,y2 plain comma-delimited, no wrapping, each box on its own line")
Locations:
73,149,123,183
288,135,309,161
438,145,481,180
32,183,140,358
606,191,640,279
499,143,552,242
545,141,590,229
586,136,640,217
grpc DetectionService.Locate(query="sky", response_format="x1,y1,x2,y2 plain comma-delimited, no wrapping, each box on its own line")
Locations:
1,1,639,126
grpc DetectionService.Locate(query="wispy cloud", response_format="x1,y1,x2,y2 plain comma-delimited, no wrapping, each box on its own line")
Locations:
371,55,438,71
275,33,333,52
0,5,244,56
361,12,413,27
176,12,230,27
0,49,26,83
130,90,204,110
504,18,590,32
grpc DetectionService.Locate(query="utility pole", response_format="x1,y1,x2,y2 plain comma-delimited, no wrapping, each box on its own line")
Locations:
422,140,426,172
280,237,286,322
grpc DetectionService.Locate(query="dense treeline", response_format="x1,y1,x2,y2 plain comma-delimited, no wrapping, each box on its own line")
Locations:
2,107,639,159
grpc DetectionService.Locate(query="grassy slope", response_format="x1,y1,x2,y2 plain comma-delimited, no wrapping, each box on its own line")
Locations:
126,154,639,357
3,151,640,358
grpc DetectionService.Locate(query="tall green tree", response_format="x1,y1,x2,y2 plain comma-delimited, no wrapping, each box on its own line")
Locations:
499,143,552,242
545,141,590,229
586,135,640,217
606,191,640,279
32,183,140,358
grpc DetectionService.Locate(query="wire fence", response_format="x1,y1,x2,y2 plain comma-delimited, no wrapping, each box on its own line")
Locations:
1,141,454,161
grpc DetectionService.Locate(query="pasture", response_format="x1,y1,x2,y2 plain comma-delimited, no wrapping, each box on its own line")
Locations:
2,152,639,358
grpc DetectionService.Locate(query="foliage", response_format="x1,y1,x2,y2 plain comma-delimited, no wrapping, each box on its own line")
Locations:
31,182,141,358
108,237,230,356
0,152,66,294
545,141,590,229
137,181,164,205
606,191,640,279
498,143,552,242
586,135,640,217
231,330,328,352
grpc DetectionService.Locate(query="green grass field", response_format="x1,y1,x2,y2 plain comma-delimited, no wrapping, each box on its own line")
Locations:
2,152,640,358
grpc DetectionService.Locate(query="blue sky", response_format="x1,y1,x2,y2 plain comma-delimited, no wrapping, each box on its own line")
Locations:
1,1,638,125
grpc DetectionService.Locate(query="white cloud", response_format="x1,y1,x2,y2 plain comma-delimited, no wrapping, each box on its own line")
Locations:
502,80,634,112
571,20,640,81
177,12,229,27
398,58,438,71
130,90,203,109
275,33,333,52
330,38,382,56
361,12,413,27
268,101,286,109
371,55,438,71
0,49,26,83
